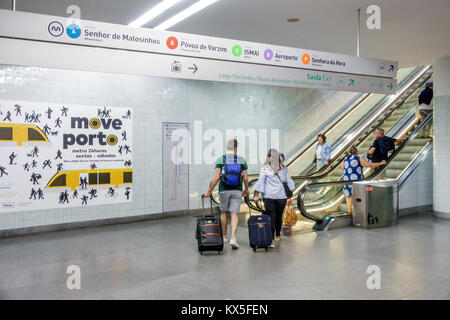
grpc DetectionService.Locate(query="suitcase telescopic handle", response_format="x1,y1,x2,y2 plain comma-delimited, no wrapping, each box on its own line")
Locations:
201,194,214,217
251,197,265,216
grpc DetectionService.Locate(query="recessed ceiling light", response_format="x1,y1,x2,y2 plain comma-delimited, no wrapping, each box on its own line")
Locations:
155,0,221,31
129,0,182,28
286,18,300,23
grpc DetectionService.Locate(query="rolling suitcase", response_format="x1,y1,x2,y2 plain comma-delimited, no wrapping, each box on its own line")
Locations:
196,195,223,254
248,213,272,252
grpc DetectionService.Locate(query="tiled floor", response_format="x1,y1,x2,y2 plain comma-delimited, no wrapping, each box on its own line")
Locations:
0,212,449,299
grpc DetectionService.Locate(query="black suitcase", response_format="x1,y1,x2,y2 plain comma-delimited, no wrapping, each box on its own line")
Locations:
248,213,272,252
196,195,223,254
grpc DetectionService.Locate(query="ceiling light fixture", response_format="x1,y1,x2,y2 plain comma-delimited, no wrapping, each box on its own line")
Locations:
286,18,300,23
128,0,182,28
155,0,220,31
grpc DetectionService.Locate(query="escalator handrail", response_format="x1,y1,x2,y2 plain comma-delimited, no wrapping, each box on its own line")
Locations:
252,105,420,216
297,112,433,223
285,93,367,163
285,65,429,178
296,110,418,209
246,66,431,213
249,65,431,208
290,67,432,183
212,67,430,210
318,68,423,158
285,65,422,169
285,93,370,167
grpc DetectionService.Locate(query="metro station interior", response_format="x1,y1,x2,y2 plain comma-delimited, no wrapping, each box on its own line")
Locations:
0,0,449,301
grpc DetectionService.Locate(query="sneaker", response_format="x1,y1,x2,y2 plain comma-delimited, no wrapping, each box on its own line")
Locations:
229,238,239,249
269,241,275,248
223,236,228,243
275,235,281,241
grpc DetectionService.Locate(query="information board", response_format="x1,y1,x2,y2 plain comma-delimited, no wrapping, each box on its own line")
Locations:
162,122,189,213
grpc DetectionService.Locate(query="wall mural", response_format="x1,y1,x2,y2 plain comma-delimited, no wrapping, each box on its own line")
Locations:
0,100,132,212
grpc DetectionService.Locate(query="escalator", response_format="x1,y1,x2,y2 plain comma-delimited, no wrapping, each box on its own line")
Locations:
286,65,423,178
213,66,427,205
296,112,433,232
247,65,432,212
297,70,432,205
209,65,432,217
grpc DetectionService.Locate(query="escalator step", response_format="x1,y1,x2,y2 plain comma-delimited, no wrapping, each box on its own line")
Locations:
385,168,403,179
388,160,411,170
395,154,415,161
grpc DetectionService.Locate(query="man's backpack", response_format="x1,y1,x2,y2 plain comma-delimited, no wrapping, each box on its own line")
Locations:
220,155,243,187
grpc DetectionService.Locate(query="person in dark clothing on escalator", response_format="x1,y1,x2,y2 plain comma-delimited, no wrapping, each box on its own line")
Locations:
366,127,408,178
417,81,433,121
416,82,434,137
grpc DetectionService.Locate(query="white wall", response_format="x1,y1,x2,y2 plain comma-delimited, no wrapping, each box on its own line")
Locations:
433,56,450,218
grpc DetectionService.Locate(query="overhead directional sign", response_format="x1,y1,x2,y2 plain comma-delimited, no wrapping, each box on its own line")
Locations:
0,9,398,93
0,37,397,94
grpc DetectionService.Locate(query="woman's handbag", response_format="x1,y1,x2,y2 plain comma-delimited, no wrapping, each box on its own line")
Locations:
276,172,293,198
282,198,298,226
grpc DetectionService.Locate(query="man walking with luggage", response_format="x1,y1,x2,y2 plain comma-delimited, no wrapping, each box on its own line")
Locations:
204,139,248,249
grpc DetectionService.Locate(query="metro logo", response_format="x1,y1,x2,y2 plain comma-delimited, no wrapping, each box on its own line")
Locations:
302,53,311,65
166,36,178,49
48,21,64,37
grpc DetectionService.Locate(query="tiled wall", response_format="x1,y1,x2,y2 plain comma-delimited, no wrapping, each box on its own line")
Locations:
399,146,433,212
433,55,450,217
433,95,450,215
0,64,356,230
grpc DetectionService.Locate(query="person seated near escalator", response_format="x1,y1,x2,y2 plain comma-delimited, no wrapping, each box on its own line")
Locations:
253,149,295,247
417,81,433,121
342,146,386,214
313,133,331,172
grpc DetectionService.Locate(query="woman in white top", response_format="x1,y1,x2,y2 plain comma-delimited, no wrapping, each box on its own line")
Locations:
254,149,295,247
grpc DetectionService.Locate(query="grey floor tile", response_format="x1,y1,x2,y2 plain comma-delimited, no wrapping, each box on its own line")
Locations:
400,277,450,300
1,213,449,299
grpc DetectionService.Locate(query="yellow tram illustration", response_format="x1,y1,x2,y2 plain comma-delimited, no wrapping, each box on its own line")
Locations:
46,168,132,191
0,123,48,146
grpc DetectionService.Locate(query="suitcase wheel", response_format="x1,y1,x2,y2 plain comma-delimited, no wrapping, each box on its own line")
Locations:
252,246,256,252
265,247,268,252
